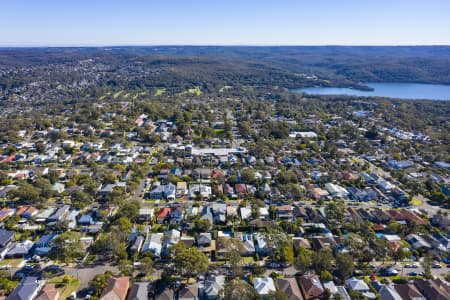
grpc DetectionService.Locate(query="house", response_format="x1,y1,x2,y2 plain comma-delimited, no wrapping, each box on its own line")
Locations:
142,233,163,258
197,233,212,248
234,184,247,198
345,277,375,299
0,229,15,249
138,208,153,222
169,206,183,223
176,182,188,197
379,285,402,300
237,233,255,256
254,233,271,256
253,276,276,297
6,240,34,258
189,184,212,200
163,229,180,254
155,288,174,300
129,236,144,254
157,207,171,224
100,277,130,300
211,203,226,224
0,207,14,222
35,284,60,300
201,275,225,300
324,183,348,198
276,278,303,300
149,184,165,200
406,234,431,250
7,276,45,300
127,282,150,300
15,205,39,219
178,284,199,300
200,206,214,224
393,283,426,300
34,234,58,256
277,205,294,220
292,237,311,251
47,205,70,223
413,278,450,300
78,214,94,225
298,275,324,300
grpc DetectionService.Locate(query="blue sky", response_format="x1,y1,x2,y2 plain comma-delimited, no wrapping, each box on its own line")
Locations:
1,0,449,46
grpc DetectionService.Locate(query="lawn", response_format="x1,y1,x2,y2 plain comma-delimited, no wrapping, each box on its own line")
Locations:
242,257,255,264
50,276,80,299
113,91,123,99
219,85,232,92
154,88,166,96
0,258,23,267
214,128,225,136
410,197,423,206
180,86,202,96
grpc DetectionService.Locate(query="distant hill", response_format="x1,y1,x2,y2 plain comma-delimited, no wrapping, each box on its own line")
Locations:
1,46,450,90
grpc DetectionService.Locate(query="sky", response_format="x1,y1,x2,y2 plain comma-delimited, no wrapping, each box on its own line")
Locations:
1,0,449,46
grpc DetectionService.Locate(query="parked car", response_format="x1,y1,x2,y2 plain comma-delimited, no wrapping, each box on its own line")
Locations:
432,263,442,269
408,271,418,276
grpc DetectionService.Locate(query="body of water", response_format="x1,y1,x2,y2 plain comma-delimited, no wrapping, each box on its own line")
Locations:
293,83,450,100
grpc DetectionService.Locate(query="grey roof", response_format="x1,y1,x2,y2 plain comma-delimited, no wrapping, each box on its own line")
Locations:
7,276,44,300
0,229,14,248
127,282,149,300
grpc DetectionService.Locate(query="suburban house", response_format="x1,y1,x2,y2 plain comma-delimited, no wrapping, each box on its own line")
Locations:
276,278,304,300
127,282,150,300
35,284,60,300
298,275,324,300
7,276,45,300
345,277,375,299
178,284,199,300
253,276,276,298
100,277,130,300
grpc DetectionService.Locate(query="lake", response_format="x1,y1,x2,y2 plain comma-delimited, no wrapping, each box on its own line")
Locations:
292,83,450,100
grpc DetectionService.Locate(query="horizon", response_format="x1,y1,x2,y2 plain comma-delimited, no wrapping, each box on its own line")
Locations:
1,44,450,49
1,1,450,46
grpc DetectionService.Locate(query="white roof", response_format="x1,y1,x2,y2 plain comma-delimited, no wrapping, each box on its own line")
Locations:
345,277,369,292
253,276,276,295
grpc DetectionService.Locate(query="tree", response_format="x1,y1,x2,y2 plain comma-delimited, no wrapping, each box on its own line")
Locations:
421,253,433,279
49,231,85,263
325,200,346,226
267,290,289,300
114,217,133,236
274,242,294,264
194,219,211,232
219,237,245,277
139,256,154,277
115,200,140,222
91,229,128,261
335,253,355,279
89,271,113,297
240,168,255,184
220,278,258,300
0,271,16,294
320,270,333,282
71,190,92,209
171,242,209,279
295,247,313,273
312,249,333,273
